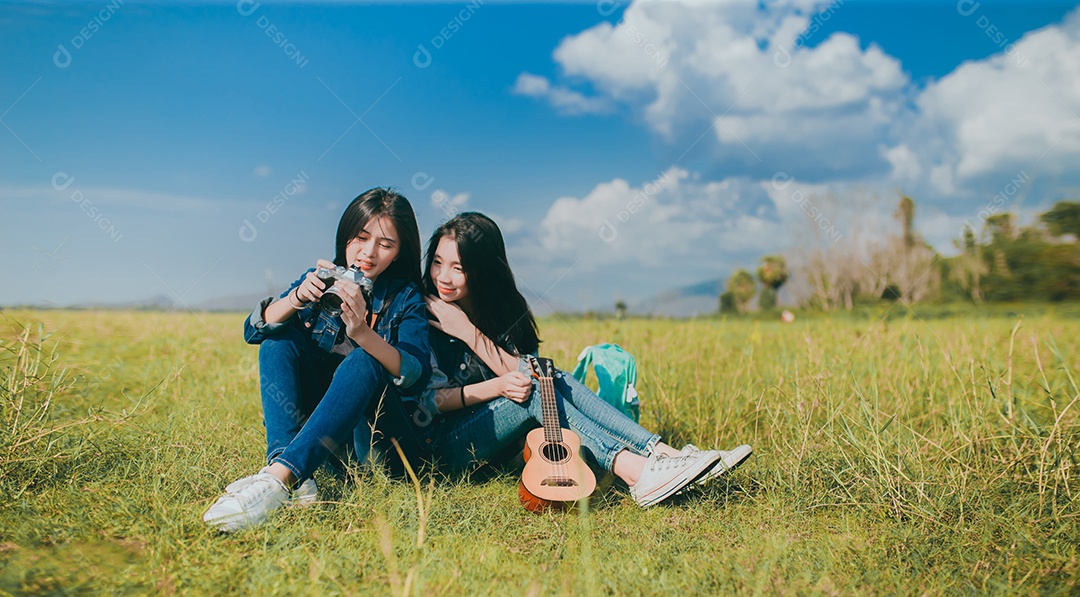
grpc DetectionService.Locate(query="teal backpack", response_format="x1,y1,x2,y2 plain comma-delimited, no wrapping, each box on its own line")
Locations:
570,343,640,423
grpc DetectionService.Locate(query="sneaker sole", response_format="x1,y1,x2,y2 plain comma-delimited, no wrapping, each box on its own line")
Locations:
290,492,319,506
203,498,263,533
696,445,752,485
204,512,250,533
635,454,720,508
290,479,319,506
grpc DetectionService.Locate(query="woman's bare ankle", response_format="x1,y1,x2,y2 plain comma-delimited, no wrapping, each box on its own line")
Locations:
653,442,682,458
613,449,645,486
265,462,296,488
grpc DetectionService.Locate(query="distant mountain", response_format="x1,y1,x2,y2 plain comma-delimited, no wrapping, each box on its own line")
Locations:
629,278,721,318
520,286,577,318
65,294,179,311
6,279,725,318
190,293,275,312
6,293,268,312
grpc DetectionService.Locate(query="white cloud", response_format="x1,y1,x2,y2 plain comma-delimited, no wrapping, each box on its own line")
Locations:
427,188,524,235
253,165,272,178
905,7,1080,190
509,167,793,303
882,143,921,182
512,72,550,96
513,164,969,309
521,0,909,178
430,188,470,220
512,72,611,115
488,212,524,235
1,183,225,215
523,1,1080,201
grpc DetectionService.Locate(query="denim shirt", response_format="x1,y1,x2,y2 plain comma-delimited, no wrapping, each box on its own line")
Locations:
408,328,530,434
243,269,432,396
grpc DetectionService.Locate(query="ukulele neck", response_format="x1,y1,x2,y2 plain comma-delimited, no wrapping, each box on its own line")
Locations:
537,373,563,444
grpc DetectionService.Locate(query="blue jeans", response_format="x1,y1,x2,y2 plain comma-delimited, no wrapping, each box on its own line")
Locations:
258,326,388,483
430,371,660,473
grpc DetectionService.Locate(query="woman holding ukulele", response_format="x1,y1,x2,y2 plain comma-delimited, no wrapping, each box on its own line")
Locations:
409,212,751,508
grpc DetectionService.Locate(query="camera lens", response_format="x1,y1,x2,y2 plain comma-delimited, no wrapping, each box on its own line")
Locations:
320,286,344,316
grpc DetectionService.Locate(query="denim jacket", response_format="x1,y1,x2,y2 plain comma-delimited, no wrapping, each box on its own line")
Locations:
408,328,530,434
243,269,432,396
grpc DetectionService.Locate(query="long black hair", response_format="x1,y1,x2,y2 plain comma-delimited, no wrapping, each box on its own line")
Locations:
334,188,422,286
423,212,540,355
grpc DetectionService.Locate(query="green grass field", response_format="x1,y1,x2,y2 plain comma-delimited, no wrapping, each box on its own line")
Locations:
1,308,1078,595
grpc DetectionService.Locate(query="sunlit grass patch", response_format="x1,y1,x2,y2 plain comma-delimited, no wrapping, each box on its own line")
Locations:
0,308,1077,594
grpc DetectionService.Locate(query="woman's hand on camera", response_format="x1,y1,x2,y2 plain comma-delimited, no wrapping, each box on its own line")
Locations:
339,279,371,342
425,296,475,341
499,371,532,403
294,267,330,305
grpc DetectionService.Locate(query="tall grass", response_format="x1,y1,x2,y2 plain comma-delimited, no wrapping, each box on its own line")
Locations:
0,321,151,501
0,308,1077,594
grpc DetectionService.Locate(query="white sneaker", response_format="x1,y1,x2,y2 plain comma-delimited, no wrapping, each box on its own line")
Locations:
203,471,290,532
291,478,318,505
630,451,719,508
224,468,318,505
682,444,753,485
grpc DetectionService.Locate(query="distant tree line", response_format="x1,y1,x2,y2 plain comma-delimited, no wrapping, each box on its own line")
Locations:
721,255,790,314
719,198,1080,313
946,202,1080,303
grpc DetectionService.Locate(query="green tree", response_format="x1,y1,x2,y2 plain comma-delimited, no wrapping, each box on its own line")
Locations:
985,213,1015,244
1041,201,1080,239
758,288,777,311
976,206,1080,302
719,291,735,314
726,269,757,315
615,299,628,320
756,255,789,310
982,213,1016,283
897,195,917,250
879,195,939,302
949,225,987,303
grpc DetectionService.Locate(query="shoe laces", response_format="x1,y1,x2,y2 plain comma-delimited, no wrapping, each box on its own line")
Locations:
232,476,282,506
648,453,695,472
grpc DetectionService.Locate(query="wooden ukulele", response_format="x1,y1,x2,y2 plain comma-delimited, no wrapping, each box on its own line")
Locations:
518,356,597,512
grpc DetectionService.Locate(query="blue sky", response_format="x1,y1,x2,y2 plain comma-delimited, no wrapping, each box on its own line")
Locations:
2,0,1079,312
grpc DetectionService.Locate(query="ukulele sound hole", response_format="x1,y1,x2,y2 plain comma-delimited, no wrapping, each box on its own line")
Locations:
541,442,570,463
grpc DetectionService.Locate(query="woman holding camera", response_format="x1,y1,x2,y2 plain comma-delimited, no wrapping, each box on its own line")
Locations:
203,188,431,532
410,212,752,508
